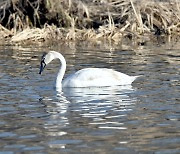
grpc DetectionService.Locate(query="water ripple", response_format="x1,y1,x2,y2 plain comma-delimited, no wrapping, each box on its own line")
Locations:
0,44,179,153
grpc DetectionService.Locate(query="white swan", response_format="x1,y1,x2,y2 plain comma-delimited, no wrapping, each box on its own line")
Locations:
39,51,140,88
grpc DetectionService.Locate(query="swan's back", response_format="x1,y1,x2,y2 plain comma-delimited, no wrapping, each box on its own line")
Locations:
62,68,137,87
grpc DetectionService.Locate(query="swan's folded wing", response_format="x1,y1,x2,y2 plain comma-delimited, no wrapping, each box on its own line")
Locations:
62,68,135,87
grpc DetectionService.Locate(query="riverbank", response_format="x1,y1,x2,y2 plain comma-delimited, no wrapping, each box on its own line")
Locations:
0,0,180,44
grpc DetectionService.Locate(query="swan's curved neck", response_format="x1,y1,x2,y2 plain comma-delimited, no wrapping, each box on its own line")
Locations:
55,52,66,88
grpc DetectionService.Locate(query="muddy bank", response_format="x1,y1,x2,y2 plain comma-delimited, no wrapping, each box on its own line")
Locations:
0,0,180,44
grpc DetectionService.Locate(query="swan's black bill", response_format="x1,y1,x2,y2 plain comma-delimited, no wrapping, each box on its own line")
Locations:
39,52,47,75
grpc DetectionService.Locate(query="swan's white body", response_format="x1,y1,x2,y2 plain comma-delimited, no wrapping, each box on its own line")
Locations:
39,51,139,88
62,68,138,87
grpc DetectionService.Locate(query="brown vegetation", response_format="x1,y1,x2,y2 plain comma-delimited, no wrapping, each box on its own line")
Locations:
0,0,180,43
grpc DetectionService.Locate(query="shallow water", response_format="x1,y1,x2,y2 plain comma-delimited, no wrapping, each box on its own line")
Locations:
0,41,179,153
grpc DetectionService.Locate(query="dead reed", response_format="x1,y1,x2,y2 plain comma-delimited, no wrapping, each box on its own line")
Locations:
0,0,179,43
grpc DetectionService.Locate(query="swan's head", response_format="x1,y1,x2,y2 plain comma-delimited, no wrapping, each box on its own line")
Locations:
39,51,55,74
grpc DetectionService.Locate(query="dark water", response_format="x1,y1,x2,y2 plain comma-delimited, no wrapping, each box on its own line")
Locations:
0,41,179,153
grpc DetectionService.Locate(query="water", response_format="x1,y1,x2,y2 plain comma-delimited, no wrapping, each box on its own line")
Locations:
0,41,179,153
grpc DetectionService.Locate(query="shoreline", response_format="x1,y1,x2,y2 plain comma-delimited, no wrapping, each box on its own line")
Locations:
0,0,179,44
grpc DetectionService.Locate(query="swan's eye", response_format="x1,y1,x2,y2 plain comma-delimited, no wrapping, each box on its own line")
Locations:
42,58,45,64
41,56,47,65
41,59,46,66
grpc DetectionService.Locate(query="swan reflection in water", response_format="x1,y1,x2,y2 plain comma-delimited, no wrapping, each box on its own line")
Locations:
42,85,137,149
57,85,136,128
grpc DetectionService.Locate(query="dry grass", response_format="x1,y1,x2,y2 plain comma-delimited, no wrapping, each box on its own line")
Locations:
0,0,179,43
0,24,12,38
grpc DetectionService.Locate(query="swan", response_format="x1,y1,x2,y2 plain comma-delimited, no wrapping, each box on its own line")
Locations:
39,51,140,88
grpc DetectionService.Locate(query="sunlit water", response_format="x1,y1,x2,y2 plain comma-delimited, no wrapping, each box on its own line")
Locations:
0,41,179,153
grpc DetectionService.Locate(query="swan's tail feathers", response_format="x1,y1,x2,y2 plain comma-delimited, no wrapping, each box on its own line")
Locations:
131,75,143,82
134,75,143,79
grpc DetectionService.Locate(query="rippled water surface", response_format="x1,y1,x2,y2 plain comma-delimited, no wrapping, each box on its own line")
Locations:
0,41,179,153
